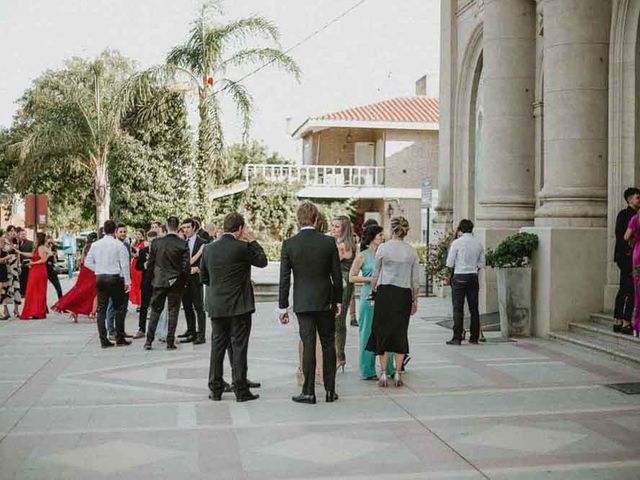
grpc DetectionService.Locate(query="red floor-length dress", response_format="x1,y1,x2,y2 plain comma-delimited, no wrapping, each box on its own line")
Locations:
129,241,145,306
20,250,48,320
52,264,96,316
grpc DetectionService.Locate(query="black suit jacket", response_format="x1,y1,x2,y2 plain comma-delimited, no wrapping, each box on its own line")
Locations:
136,246,152,290
279,229,342,313
19,239,34,267
200,234,268,318
187,235,207,285
615,207,636,266
147,233,190,289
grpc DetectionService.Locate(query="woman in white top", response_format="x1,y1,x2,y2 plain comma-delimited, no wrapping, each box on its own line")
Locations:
366,217,420,387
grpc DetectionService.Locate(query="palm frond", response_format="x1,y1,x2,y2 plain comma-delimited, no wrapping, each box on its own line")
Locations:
167,44,203,74
219,47,301,81
213,16,281,53
218,79,253,141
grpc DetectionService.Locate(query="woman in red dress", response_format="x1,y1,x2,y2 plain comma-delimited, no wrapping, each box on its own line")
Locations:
53,232,98,322
20,232,49,320
129,229,146,308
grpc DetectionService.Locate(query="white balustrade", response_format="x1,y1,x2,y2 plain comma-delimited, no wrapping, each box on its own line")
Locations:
244,164,385,187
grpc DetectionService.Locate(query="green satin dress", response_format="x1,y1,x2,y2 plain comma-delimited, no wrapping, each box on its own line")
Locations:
358,250,395,379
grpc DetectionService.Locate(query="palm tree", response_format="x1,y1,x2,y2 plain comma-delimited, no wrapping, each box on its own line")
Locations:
12,52,144,225
128,1,301,213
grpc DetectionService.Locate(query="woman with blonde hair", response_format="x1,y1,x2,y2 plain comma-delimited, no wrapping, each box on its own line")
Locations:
366,217,420,387
331,215,357,371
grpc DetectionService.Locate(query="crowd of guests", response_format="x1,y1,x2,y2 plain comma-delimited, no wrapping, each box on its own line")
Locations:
0,200,492,404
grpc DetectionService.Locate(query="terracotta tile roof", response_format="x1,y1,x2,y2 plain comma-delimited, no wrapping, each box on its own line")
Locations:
314,96,439,124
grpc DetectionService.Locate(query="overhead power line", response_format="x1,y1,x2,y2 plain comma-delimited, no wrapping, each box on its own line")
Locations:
214,0,368,95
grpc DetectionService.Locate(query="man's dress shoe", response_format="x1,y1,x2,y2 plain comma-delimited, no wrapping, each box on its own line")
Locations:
236,392,259,403
292,393,317,404
208,392,222,401
179,335,195,344
193,336,205,345
446,339,461,345
177,331,190,338
325,391,339,403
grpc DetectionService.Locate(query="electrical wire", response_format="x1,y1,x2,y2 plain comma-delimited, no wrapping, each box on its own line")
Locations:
213,0,368,94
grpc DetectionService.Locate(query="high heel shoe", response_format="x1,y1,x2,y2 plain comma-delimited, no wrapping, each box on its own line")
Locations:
378,373,388,388
394,372,403,387
337,360,346,373
462,329,467,341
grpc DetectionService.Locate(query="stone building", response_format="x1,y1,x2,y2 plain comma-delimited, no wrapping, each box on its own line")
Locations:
435,0,639,339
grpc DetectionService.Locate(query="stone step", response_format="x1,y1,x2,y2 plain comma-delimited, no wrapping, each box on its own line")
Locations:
548,329,640,366
569,321,640,348
589,312,615,327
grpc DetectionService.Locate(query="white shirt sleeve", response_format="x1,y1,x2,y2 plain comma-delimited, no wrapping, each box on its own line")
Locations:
85,245,96,272
446,241,457,269
478,243,486,270
373,244,384,282
120,243,131,286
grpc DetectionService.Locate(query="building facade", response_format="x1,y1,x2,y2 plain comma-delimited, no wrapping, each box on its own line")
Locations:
436,0,639,335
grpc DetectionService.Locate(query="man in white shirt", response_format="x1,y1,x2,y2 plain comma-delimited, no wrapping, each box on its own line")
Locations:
445,219,485,345
85,220,132,348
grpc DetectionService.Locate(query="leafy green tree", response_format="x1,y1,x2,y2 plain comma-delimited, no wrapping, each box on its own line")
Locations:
226,140,292,183
10,51,144,225
130,0,300,214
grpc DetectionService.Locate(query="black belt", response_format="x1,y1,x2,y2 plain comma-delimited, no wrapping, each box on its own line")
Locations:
96,274,122,279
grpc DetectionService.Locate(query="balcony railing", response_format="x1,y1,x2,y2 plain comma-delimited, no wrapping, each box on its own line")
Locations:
244,164,385,187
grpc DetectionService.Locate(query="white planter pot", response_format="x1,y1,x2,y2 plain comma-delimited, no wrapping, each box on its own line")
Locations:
496,267,532,338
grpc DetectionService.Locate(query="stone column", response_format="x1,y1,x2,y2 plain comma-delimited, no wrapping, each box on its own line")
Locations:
475,0,537,313
536,0,611,226
527,0,611,335
476,0,536,228
432,0,455,235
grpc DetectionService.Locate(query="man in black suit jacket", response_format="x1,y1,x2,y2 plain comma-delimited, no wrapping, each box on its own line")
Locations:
17,228,34,296
144,216,190,350
201,212,267,402
178,218,208,345
279,202,343,404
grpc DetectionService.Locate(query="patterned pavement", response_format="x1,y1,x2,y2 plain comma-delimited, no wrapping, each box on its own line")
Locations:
1,278,640,479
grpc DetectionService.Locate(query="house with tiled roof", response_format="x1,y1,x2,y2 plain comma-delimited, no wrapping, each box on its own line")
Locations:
245,78,439,242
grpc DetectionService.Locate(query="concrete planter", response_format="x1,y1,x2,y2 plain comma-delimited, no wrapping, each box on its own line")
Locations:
496,267,532,338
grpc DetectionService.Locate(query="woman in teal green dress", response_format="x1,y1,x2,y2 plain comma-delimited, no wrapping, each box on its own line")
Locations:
350,225,395,380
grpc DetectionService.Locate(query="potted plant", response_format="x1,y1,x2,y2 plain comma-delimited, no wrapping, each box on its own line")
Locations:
426,231,455,297
486,232,538,338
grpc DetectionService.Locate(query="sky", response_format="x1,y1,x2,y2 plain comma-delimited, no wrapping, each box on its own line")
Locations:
0,0,441,161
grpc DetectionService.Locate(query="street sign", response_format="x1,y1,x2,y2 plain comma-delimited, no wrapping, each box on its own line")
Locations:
421,179,432,208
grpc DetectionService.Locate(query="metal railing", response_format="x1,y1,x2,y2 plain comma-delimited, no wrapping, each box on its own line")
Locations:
244,164,385,187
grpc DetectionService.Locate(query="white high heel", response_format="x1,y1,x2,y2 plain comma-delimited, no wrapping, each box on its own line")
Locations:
394,372,403,387
378,373,388,388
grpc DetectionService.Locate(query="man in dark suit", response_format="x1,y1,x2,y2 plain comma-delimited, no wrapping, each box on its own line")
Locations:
201,212,267,402
193,216,212,244
178,218,208,345
144,216,190,350
614,187,640,334
17,227,33,296
134,230,157,338
279,202,343,405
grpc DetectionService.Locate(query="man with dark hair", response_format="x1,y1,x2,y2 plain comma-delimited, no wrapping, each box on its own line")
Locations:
614,187,640,334
16,227,33,296
446,219,485,345
279,201,343,404
104,222,132,340
85,219,132,348
178,218,208,344
134,230,158,338
201,212,267,402
193,215,212,244
144,216,190,350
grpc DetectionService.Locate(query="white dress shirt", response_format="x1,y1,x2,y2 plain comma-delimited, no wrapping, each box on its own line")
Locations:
85,235,132,285
446,233,485,274
187,234,196,256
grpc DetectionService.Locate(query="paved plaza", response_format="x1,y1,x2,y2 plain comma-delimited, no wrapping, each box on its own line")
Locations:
1,279,640,479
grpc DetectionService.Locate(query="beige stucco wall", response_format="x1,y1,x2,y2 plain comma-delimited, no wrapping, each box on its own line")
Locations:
383,129,438,189
303,128,380,166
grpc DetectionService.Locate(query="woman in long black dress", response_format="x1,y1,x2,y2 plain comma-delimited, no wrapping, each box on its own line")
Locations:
366,217,420,387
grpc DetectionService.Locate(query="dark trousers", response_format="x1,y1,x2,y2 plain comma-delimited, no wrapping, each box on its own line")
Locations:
614,260,634,321
95,275,127,343
298,310,337,395
19,265,29,296
47,264,63,299
208,313,252,397
182,275,206,337
138,282,153,332
452,273,480,342
146,283,184,344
